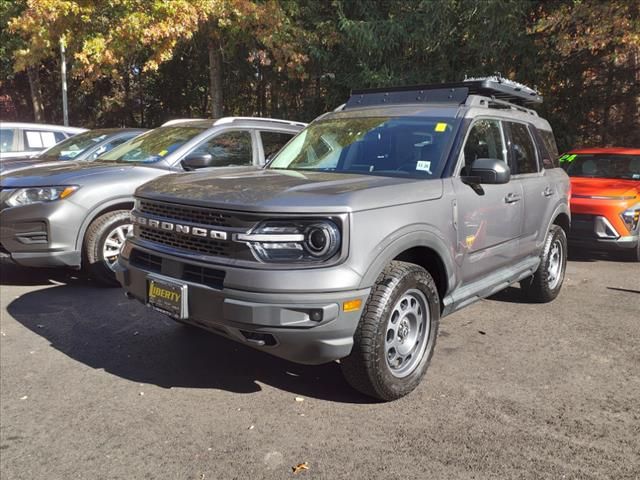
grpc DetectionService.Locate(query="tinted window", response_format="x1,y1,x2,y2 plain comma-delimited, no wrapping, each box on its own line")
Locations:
539,130,559,168
0,128,14,152
462,119,506,173
561,154,640,180
509,123,538,174
190,131,253,167
261,131,294,159
54,132,67,143
269,117,459,179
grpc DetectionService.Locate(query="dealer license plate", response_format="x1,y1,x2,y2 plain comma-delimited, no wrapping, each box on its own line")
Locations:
147,277,188,319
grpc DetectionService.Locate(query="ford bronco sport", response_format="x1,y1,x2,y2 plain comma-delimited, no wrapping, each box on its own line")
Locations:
116,78,570,400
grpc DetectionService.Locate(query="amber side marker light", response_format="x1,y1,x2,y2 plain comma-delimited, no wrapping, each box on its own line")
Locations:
60,186,79,199
343,299,362,312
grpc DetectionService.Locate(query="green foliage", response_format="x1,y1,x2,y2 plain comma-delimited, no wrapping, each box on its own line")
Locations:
2,0,638,149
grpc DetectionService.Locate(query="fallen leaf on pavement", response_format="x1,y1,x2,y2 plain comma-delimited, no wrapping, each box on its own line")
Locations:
295,397,304,402
292,462,309,474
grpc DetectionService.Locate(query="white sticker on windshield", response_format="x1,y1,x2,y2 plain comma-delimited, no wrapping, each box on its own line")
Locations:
416,160,432,174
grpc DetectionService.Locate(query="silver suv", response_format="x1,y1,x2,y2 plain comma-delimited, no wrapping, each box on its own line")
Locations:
116,79,570,400
0,118,304,285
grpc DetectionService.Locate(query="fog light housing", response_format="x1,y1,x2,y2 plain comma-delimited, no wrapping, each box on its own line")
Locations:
621,207,640,233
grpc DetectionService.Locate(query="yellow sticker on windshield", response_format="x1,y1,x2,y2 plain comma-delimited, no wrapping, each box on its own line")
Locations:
435,122,448,132
158,149,168,157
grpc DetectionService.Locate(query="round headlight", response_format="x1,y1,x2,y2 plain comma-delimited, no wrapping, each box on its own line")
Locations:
304,222,340,258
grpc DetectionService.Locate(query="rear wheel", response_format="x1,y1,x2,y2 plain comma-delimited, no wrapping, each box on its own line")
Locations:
341,261,439,401
520,225,567,302
83,210,132,286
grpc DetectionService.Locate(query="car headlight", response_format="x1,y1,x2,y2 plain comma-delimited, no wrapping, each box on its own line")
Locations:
621,206,640,233
6,186,79,207
236,219,342,263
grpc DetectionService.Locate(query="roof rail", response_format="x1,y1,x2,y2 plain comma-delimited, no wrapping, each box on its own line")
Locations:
344,76,542,110
161,118,207,127
213,117,307,128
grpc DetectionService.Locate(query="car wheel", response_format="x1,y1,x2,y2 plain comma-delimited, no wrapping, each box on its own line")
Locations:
520,224,567,302
83,210,132,287
341,261,439,401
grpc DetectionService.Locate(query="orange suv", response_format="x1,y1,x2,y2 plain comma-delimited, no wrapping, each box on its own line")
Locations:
561,148,640,261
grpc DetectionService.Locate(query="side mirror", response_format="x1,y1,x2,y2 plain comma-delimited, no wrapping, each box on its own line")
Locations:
181,153,214,170
463,158,510,184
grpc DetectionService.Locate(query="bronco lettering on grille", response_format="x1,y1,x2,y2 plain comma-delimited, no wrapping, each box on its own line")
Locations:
132,214,228,240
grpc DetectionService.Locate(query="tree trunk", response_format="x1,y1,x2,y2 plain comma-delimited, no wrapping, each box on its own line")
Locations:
27,66,45,122
208,39,223,118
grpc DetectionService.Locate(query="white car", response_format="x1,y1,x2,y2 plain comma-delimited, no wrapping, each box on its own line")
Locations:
0,122,87,159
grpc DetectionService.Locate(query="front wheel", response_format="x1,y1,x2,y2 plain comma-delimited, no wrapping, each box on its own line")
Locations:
520,225,567,302
341,261,440,401
83,210,132,286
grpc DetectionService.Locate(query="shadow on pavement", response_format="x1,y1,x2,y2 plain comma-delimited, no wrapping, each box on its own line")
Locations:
4,265,373,404
0,262,93,287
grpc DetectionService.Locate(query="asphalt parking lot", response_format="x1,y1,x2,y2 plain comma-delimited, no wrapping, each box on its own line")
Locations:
1,254,638,479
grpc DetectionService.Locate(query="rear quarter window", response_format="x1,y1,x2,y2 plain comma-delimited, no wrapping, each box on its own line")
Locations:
539,129,559,168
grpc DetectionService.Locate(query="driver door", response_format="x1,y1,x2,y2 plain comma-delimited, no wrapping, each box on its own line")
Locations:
451,118,524,284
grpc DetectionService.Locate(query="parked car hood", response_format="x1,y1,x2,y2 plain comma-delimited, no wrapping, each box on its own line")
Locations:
136,168,444,213
0,161,169,188
0,158,70,174
570,177,640,199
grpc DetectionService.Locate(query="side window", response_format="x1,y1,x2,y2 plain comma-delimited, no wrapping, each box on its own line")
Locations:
260,131,295,160
191,130,253,167
462,119,506,173
539,129,559,169
24,130,58,150
54,132,67,143
0,128,15,153
509,123,539,174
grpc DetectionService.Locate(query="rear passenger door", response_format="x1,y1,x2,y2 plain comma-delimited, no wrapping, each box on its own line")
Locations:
452,118,524,284
505,122,553,257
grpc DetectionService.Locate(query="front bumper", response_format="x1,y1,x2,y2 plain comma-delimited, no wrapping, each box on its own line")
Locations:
0,201,83,268
568,213,639,252
115,245,370,365
568,233,639,251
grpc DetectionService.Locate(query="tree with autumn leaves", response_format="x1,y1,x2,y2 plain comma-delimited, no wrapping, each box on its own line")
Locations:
1,0,638,150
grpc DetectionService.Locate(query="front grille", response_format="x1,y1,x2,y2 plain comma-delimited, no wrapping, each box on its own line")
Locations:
138,226,233,257
130,249,162,271
182,263,226,289
139,200,257,228
129,248,225,290
135,199,259,260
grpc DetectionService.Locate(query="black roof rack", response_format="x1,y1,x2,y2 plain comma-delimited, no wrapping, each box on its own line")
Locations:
344,77,542,109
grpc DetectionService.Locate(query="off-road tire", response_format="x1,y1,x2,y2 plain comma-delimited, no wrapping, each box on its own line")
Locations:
520,225,567,303
341,261,440,401
83,210,131,287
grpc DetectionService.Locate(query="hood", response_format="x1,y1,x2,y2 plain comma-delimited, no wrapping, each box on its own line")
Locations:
0,161,168,188
0,158,69,174
136,168,443,213
570,177,640,200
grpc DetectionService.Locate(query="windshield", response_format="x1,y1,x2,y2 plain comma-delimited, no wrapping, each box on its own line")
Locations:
39,130,110,160
99,126,203,163
268,116,459,178
560,153,640,180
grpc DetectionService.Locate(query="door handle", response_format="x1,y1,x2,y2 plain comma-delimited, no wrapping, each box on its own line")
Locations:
542,186,554,197
504,192,521,204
